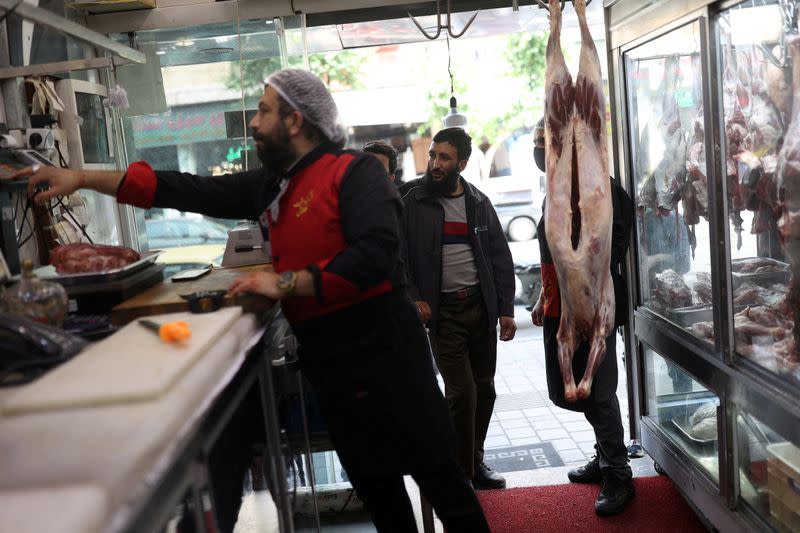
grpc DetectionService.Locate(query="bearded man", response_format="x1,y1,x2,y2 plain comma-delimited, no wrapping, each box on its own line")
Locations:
401,127,517,490
10,70,489,533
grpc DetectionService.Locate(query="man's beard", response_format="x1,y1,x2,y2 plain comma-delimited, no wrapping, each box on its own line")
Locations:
253,124,294,171
423,167,460,196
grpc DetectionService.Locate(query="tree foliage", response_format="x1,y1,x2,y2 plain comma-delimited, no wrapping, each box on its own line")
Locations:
227,50,366,99
419,32,548,148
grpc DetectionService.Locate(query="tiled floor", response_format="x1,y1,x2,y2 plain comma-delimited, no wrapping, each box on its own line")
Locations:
238,305,656,532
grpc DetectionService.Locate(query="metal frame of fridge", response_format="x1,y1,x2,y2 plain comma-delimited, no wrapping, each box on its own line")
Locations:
605,0,800,531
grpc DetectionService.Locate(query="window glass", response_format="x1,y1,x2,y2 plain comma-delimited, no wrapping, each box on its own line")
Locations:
624,23,714,342
719,1,798,387
113,20,283,270
644,345,719,484
735,407,800,531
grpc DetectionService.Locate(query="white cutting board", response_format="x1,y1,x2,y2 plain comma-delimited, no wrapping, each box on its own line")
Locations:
0,484,108,533
2,307,242,416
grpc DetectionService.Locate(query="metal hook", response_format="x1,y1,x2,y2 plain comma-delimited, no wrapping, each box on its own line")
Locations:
408,0,480,40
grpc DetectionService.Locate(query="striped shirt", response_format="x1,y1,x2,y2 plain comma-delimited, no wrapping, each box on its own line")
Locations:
439,193,479,292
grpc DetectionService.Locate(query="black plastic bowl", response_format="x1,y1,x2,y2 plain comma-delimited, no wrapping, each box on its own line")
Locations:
179,290,227,313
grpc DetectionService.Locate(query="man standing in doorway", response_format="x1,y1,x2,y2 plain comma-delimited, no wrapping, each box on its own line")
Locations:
402,127,517,490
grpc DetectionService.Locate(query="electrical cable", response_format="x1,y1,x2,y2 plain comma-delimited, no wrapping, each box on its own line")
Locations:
447,33,454,98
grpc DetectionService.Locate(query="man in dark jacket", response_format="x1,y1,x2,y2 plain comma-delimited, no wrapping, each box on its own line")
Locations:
530,118,636,516
12,70,489,533
402,127,517,490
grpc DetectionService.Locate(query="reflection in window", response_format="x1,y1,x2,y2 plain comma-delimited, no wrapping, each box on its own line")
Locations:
625,23,714,342
644,346,719,483
736,408,800,532
719,2,798,386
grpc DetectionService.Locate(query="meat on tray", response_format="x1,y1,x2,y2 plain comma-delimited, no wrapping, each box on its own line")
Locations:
693,272,712,304
732,257,787,273
652,269,692,310
733,282,785,307
49,243,140,274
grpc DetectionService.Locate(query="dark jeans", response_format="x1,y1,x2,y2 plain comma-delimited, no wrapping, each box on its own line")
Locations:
432,290,497,479
584,387,632,482
349,462,490,533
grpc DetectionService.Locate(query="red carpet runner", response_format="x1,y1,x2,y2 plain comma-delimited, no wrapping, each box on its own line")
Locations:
476,476,708,532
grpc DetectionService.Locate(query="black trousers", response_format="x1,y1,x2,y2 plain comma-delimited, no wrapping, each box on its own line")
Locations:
543,320,631,482
583,392,632,482
432,290,497,479
349,462,490,533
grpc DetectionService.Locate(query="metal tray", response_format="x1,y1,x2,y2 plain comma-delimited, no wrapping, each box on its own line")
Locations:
731,257,790,288
671,416,717,453
33,250,163,287
668,304,712,326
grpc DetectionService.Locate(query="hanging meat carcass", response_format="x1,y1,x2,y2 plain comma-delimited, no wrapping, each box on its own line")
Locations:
776,35,800,364
654,56,688,214
544,0,614,402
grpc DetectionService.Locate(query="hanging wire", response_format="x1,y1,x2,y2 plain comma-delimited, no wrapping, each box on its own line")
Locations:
447,33,454,97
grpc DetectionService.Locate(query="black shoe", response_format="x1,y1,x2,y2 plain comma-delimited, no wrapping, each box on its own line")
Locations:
595,478,635,516
567,455,602,484
473,462,506,490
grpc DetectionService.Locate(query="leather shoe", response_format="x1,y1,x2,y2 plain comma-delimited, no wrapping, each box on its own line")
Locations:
473,462,506,490
567,455,602,484
595,477,635,516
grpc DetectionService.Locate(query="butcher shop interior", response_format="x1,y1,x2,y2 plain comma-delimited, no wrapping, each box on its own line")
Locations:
1,0,800,532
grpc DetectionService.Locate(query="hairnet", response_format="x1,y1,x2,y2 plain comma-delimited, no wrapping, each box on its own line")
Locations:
266,68,348,147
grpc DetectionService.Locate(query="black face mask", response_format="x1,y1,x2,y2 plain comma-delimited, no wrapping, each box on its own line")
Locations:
533,146,546,173
423,167,461,196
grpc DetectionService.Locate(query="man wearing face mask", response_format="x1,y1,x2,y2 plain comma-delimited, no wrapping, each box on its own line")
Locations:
9,70,490,533
530,118,636,516
402,127,517,490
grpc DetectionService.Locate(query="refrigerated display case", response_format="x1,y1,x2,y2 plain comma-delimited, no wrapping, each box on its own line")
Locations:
606,0,800,531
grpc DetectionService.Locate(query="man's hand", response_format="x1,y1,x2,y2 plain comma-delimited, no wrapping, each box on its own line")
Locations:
6,165,83,204
228,271,285,300
415,301,432,323
499,316,516,341
531,295,544,326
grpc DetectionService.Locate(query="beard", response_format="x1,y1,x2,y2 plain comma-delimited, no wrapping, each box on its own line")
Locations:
423,167,460,196
252,124,294,171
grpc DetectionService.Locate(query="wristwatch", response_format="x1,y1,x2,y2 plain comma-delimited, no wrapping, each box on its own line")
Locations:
277,270,298,296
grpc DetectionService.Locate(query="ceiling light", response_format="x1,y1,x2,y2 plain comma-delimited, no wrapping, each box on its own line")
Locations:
155,50,166,55
175,39,195,47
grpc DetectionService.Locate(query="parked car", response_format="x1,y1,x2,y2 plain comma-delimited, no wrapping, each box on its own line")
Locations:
496,202,540,242
145,217,229,249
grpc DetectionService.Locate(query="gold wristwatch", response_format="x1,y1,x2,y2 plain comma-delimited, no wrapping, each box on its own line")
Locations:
277,270,297,296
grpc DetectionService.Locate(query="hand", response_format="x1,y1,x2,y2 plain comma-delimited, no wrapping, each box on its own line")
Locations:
7,165,83,204
531,296,544,326
415,300,432,323
228,271,285,300
499,316,516,341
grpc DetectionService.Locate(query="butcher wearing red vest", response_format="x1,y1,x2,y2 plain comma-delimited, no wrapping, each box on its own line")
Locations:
11,69,489,533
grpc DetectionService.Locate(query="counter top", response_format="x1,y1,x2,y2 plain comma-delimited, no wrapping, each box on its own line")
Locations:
0,310,266,533
111,264,272,325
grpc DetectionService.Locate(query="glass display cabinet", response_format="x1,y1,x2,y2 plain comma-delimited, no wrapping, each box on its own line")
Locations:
606,0,800,531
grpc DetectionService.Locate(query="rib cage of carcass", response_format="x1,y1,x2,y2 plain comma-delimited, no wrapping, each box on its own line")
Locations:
544,0,613,402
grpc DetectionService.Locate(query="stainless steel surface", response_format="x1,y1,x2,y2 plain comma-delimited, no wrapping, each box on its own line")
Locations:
0,0,144,64
35,250,163,286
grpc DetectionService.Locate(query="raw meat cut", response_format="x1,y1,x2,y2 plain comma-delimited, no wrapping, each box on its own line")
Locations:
777,35,800,360
544,0,613,402
651,269,692,310
49,243,140,274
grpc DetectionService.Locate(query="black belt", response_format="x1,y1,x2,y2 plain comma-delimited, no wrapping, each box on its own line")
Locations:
440,284,481,301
